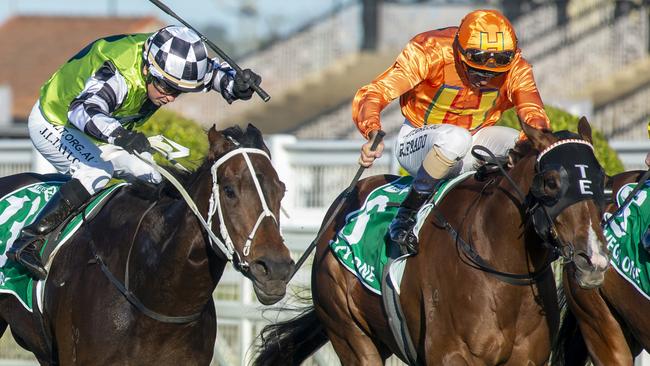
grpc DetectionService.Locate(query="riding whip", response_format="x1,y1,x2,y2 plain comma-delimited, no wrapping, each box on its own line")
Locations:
288,130,386,282
148,0,271,102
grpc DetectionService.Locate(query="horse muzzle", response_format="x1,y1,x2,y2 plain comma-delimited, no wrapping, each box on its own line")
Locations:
248,257,295,305
571,250,609,289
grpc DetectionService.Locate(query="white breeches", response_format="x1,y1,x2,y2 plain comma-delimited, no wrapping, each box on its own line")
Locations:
27,102,162,194
394,121,519,177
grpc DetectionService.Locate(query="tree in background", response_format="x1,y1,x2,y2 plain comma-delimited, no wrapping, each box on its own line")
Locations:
497,106,625,175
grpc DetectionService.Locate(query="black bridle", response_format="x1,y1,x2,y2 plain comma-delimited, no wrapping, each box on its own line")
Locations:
431,139,605,285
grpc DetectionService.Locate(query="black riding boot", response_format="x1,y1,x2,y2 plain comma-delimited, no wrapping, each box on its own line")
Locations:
7,178,90,280
389,167,440,255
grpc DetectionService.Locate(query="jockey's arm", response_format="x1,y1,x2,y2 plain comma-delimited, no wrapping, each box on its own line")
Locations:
67,61,130,144
67,62,152,154
352,38,441,139
209,59,261,104
507,60,550,138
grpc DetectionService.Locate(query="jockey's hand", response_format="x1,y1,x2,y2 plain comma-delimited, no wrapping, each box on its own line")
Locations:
232,69,261,101
113,130,151,154
645,151,650,168
359,130,384,168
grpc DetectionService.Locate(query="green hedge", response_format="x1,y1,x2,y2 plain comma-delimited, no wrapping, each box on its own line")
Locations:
137,109,209,170
497,106,625,175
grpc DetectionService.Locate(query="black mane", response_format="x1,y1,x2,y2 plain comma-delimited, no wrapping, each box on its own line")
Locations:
222,124,267,151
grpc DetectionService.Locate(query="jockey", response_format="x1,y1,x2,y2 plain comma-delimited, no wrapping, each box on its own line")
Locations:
353,9,550,256
7,26,262,280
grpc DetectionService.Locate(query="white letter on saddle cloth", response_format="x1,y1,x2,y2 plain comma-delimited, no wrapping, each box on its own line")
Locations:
343,195,389,245
0,196,42,266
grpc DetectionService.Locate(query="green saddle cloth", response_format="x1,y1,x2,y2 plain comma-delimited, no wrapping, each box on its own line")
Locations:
329,172,474,295
0,181,125,311
603,180,650,299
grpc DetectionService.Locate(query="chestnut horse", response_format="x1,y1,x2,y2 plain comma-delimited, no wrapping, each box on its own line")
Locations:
254,118,609,365
553,170,649,366
0,125,294,365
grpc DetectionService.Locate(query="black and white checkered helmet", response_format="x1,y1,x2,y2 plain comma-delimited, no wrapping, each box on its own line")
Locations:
144,26,213,92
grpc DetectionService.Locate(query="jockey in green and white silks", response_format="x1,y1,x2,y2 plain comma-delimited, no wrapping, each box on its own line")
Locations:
8,26,263,280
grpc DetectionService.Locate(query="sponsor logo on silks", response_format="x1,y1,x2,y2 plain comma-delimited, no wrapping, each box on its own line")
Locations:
423,84,499,128
398,135,428,158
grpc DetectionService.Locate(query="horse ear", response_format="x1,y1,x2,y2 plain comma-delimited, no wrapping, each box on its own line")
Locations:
577,116,593,144
246,123,271,155
207,125,230,160
519,116,554,152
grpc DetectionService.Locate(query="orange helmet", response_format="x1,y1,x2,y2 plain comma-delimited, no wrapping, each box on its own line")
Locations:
456,10,518,73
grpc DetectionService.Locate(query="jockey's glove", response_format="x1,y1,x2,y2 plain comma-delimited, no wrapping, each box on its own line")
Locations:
113,130,151,154
232,69,261,100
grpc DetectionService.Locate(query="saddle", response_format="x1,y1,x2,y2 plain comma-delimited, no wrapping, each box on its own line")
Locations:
0,180,126,311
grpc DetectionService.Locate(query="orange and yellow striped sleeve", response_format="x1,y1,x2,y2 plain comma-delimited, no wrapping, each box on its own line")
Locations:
507,59,550,137
352,38,442,139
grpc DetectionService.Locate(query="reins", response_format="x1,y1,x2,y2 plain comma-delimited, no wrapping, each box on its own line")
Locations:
427,146,555,286
83,137,277,324
427,142,599,286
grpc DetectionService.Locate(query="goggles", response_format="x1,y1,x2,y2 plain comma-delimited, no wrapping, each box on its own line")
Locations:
459,46,515,67
148,75,183,97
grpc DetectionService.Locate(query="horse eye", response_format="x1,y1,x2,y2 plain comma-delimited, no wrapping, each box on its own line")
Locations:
545,177,558,190
223,185,236,199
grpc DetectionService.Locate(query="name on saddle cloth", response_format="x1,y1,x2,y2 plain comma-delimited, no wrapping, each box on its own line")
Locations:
328,172,473,295
602,181,650,300
0,182,64,310
0,181,124,311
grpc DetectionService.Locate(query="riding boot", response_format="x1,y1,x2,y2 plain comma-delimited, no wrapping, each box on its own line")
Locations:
7,178,90,280
389,169,440,256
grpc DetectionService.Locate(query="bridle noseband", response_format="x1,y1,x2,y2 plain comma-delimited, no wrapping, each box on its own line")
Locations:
206,142,278,273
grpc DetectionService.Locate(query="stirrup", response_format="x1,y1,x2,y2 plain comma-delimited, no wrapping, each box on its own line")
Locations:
397,232,418,256
13,240,48,280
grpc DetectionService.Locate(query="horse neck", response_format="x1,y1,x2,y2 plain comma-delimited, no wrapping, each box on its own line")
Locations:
131,168,224,314
479,157,548,266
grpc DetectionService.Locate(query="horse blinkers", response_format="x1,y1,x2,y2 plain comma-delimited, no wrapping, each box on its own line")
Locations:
528,140,605,261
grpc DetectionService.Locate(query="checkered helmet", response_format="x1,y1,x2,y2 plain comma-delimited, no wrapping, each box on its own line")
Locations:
143,26,213,92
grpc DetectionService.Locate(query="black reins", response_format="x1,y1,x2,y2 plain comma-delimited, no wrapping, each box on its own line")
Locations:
84,196,204,324
429,142,604,286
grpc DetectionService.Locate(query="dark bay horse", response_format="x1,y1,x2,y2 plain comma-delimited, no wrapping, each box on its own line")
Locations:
0,124,294,365
254,118,609,365
554,170,649,366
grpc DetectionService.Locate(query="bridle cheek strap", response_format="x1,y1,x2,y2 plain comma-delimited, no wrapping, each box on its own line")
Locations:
207,148,277,269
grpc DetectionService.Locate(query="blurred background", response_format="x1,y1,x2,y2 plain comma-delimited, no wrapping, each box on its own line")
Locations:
0,0,648,365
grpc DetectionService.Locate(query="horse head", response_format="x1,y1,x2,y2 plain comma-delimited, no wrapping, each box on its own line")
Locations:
205,124,295,305
516,117,609,289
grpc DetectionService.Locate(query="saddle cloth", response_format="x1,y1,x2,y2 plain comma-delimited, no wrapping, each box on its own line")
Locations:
603,180,650,300
329,172,474,295
0,181,125,311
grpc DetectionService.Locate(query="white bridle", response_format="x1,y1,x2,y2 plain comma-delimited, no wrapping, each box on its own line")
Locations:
137,141,278,272
206,147,277,269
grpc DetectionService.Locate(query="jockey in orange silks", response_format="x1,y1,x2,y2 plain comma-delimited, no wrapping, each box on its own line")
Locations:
353,9,550,255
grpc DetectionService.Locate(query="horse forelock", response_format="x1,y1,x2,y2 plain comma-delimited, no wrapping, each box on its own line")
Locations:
221,125,270,155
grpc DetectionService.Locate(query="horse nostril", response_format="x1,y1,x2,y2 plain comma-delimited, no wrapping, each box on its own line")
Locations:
252,260,269,277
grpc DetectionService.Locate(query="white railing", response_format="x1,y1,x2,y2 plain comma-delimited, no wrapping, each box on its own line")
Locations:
0,140,34,177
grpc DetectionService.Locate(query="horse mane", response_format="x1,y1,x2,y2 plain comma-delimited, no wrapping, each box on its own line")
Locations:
508,129,581,165
221,124,268,152
133,124,269,201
